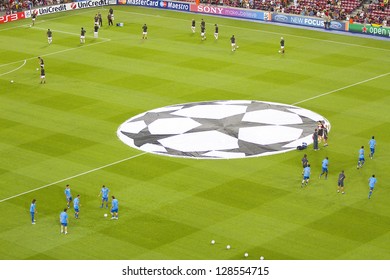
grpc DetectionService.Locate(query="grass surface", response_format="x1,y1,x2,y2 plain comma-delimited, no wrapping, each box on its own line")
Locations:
0,6,390,260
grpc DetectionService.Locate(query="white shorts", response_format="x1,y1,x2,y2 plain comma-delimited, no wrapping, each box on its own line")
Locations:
281,46,284,49
201,32,205,36
80,35,85,39
231,43,236,47
94,32,98,37
40,75,45,78
143,32,147,35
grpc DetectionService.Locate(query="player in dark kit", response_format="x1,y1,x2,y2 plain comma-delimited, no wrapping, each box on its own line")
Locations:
40,67,46,84
94,14,99,26
31,11,37,26
279,37,285,54
38,57,44,69
142,24,148,39
94,24,99,38
191,19,195,33
47,29,52,44
201,19,205,29
98,12,103,27
200,25,206,40
80,27,86,44
230,35,237,51
109,7,114,21
108,13,113,26
214,24,219,40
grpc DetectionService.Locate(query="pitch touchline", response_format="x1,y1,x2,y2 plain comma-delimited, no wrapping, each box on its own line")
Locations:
0,60,26,76
292,72,390,105
0,152,147,203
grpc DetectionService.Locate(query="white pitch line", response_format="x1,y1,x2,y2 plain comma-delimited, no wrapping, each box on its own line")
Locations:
0,38,111,68
292,71,390,105
0,60,26,76
0,152,147,203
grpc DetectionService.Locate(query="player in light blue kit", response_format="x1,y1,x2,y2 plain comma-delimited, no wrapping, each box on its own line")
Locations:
111,196,119,219
357,146,365,169
99,185,110,208
73,194,80,219
301,164,311,187
60,208,69,234
368,174,377,199
369,136,376,159
30,199,37,224
319,157,329,179
64,184,72,208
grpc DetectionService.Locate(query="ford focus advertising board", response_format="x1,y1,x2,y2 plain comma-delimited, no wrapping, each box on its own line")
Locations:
272,13,346,31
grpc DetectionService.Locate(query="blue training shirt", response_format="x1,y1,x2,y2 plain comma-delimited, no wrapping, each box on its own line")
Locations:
73,197,79,208
322,159,329,168
101,187,109,198
112,198,118,210
359,148,364,158
303,167,311,177
30,203,36,213
60,211,68,223
369,177,377,188
369,139,376,149
65,188,72,198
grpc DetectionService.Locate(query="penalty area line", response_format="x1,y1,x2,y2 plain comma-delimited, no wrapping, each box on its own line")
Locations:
0,60,26,76
0,152,147,203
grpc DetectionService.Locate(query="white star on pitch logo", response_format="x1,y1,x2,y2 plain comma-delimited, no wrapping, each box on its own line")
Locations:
117,100,330,159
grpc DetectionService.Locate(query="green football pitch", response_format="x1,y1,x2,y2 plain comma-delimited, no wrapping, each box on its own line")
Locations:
1,5,390,260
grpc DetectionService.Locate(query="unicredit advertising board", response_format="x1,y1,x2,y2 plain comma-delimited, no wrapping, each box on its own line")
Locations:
190,4,269,21
272,13,346,31
118,0,190,11
24,0,110,17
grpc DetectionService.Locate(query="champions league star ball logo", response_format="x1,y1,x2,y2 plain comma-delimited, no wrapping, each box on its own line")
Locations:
117,100,330,159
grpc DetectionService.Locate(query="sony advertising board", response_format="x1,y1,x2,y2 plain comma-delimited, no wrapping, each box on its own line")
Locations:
272,13,346,31
190,4,267,21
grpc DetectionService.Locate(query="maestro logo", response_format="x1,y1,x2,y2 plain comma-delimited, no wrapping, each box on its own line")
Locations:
274,14,288,22
117,100,330,159
159,1,168,8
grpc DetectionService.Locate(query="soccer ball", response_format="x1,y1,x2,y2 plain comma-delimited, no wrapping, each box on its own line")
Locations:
211,240,215,245
36,68,39,71
237,46,239,48
104,213,108,218
10,80,14,83
260,256,264,260
244,252,248,258
226,245,231,250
